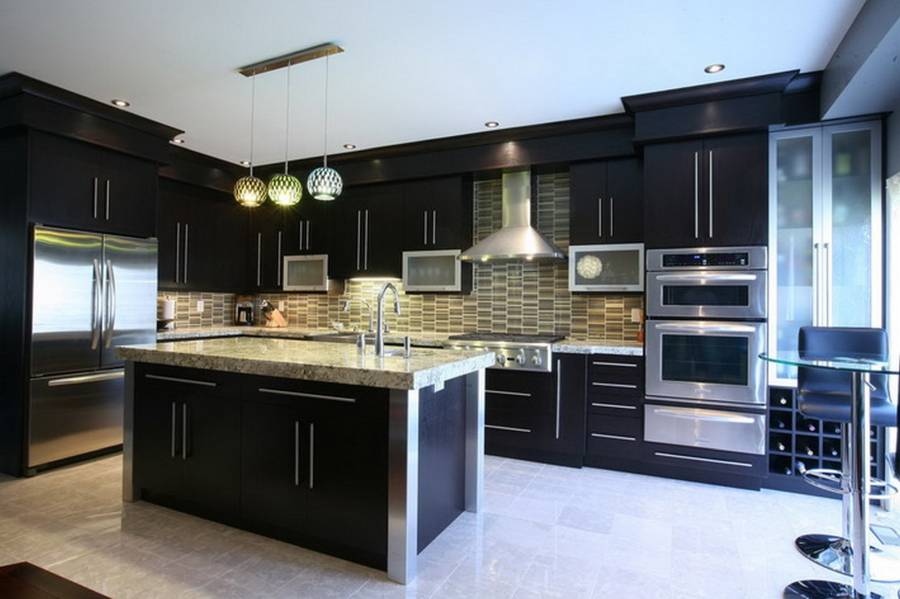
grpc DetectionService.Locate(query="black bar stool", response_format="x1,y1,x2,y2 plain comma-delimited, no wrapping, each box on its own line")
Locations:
791,327,898,584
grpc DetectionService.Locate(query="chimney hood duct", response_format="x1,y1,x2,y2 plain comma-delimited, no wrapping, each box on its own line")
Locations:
459,170,565,263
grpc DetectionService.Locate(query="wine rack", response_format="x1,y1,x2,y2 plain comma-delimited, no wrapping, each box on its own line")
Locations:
765,387,886,498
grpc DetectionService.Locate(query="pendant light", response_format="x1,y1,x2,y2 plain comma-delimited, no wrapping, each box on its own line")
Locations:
307,55,343,201
234,75,267,207
268,60,303,206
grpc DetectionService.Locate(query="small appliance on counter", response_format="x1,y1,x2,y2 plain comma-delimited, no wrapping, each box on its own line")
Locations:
234,298,255,326
258,299,288,327
157,295,176,331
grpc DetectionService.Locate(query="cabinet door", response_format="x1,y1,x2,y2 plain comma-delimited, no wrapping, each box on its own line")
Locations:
29,131,103,231
133,374,183,505
156,183,191,290
211,200,249,292
549,354,586,457
643,140,704,248
241,399,307,534
247,204,285,290
303,388,389,559
361,184,403,277
328,188,364,279
606,158,643,243
402,180,433,251
569,161,607,245
99,151,158,238
180,391,242,522
704,134,767,246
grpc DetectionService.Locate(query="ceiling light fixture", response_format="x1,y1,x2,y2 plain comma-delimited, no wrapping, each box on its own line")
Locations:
343,144,356,150
240,160,251,167
233,75,267,208
704,64,725,74
485,121,500,128
308,55,343,201
171,138,185,144
267,60,303,207
110,99,130,108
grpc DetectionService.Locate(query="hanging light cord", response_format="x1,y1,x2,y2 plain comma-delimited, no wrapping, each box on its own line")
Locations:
322,55,329,168
284,61,291,174
249,75,256,177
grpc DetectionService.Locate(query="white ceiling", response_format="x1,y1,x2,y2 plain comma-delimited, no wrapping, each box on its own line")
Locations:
0,0,864,166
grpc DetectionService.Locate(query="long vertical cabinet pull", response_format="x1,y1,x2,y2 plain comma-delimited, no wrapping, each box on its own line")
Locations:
824,242,831,326
170,402,177,458
432,210,436,245
693,151,699,239
256,232,262,287
363,209,369,271
175,223,181,284
708,151,714,239
181,403,188,460
308,422,315,490
92,177,99,219
276,231,283,286
183,224,189,285
813,242,821,326
105,180,111,221
609,197,614,238
423,211,428,245
597,197,603,238
356,210,361,271
298,219,304,251
555,359,562,440
294,420,300,487
305,221,310,251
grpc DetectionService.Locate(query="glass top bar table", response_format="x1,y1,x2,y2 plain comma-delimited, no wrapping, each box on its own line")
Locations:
760,351,899,599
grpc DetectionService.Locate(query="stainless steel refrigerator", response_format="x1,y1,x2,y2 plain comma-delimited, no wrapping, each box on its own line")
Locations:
29,226,157,469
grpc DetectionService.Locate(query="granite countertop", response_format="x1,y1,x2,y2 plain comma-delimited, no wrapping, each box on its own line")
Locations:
156,326,449,348
120,337,494,390
551,339,644,356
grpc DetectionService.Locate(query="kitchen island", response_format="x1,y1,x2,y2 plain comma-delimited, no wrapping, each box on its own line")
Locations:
118,337,493,584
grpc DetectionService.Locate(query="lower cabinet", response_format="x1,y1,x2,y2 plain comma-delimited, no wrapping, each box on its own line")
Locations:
583,354,645,471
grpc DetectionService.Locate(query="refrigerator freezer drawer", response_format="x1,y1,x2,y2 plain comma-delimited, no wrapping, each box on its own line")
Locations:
644,404,766,455
28,370,125,468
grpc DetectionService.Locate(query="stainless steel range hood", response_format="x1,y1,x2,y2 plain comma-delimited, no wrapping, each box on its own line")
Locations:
460,170,565,262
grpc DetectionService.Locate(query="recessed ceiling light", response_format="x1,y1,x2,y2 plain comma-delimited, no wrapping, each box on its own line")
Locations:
704,64,725,74
240,160,251,166
110,99,130,108
343,144,356,150
171,138,185,145
484,121,500,128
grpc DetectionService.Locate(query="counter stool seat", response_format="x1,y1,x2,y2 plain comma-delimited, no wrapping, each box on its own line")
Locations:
799,392,894,427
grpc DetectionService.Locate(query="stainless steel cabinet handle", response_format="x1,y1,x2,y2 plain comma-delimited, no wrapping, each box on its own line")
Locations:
598,197,603,237
294,420,300,487
145,374,217,387
423,211,428,245
708,151,713,238
650,406,756,424
591,402,637,410
485,389,531,398
105,179,111,220
48,370,124,387
693,151,699,239
182,403,188,460
308,422,315,490
592,382,638,389
654,451,752,468
175,222,181,283
104,259,117,348
363,209,369,270
305,221,310,250
257,387,356,403
299,219,304,250
813,242,820,325
93,177,99,219
555,359,561,440
91,259,101,349
655,322,756,334
592,361,637,368
824,241,831,326
171,402,177,458
183,224,189,284
356,210,361,270
277,230,283,286
256,232,262,286
609,197,614,237
654,273,757,282
432,209,436,245
591,432,636,441
485,424,532,433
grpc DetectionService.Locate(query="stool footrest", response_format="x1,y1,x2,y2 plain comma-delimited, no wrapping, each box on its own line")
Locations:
800,467,899,499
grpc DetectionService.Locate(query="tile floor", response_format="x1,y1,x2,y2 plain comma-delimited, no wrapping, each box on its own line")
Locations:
1,454,900,598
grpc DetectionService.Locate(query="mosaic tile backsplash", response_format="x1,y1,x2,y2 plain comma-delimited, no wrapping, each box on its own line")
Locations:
159,173,643,342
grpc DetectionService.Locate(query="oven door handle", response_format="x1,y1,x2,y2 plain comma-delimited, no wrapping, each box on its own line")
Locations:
653,273,759,282
654,323,757,334
649,406,757,425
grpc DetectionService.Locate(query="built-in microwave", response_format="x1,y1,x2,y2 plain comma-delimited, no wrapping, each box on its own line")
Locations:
568,243,644,292
402,250,470,293
282,254,329,292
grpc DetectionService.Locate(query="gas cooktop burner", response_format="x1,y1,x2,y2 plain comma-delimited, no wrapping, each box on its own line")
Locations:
447,332,564,344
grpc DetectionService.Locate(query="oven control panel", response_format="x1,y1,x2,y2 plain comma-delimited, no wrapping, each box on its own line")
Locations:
647,246,768,271
444,343,553,372
662,252,748,268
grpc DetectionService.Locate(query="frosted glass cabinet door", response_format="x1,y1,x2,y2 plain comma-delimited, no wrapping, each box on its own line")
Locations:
771,132,818,382
823,122,882,329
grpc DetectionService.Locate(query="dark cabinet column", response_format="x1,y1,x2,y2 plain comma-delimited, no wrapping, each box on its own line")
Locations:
134,377,183,505
549,354,587,457
605,159,643,244
704,133,768,246
643,140,704,248
569,162,607,245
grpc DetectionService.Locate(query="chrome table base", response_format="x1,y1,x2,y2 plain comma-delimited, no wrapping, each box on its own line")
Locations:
796,534,900,583
783,579,883,598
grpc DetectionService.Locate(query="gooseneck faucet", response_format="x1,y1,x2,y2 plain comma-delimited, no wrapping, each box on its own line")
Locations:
375,282,401,356
341,297,374,333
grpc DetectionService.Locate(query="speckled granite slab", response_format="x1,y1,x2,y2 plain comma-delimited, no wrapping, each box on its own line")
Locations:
156,326,450,348
120,337,493,390
551,340,644,356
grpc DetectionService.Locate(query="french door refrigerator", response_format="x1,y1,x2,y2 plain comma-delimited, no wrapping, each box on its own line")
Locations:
29,226,157,469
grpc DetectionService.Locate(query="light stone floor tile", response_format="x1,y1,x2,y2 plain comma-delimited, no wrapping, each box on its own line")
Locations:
2,454,900,598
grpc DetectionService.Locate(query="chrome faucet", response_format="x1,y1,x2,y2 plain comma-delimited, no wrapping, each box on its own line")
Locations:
341,297,373,333
375,282,401,356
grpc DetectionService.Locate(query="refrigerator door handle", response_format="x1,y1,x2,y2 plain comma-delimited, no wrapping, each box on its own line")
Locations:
104,259,117,348
91,259,101,350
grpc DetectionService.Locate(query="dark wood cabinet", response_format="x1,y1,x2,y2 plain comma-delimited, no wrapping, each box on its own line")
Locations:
643,134,767,248
29,131,157,238
584,354,644,469
133,366,242,523
331,183,403,279
569,159,643,246
549,354,587,458
402,176,473,250
248,203,290,291
283,199,332,256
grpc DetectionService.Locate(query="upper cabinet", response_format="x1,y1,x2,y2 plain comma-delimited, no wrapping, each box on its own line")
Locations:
331,183,403,279
643,133,767,249
248,202,292,292
29,131,157,238
570,158,643,246
402,176,473,251
283,198,332,256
